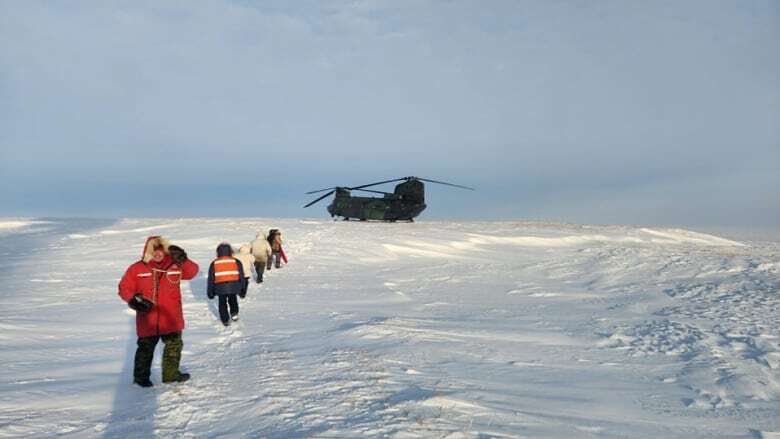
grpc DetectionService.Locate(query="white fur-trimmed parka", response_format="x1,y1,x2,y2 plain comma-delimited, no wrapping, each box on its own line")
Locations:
250,232,272,263
236,245,255,278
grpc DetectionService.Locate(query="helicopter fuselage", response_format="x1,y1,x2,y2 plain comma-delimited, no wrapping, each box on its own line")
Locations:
327,189,426,221
304,176,472,222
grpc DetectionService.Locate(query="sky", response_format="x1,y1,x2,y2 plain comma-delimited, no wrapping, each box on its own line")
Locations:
1,0,778,227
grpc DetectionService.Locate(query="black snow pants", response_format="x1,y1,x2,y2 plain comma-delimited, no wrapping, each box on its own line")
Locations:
134,332,183,383
268,251,281,269
254,261,265,282
218,294,239,324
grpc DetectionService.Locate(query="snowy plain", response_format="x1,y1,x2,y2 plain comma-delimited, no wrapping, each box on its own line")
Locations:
0,218,778,438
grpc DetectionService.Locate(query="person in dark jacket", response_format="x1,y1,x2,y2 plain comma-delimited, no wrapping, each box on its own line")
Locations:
207,243,248,326
267,228,284,270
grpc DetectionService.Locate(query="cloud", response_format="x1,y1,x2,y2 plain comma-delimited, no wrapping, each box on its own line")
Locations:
1,1,778,225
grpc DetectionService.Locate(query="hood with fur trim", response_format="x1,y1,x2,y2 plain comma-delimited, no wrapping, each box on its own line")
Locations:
142,236,170,263
256,231,267,240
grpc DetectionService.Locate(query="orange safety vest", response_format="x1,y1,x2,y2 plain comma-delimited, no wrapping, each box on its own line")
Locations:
213,256,240,284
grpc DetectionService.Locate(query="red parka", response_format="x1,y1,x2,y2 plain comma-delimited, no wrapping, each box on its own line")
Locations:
118,236,199,337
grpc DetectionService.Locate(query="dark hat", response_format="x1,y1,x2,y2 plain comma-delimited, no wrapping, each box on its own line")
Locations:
216,242,233,257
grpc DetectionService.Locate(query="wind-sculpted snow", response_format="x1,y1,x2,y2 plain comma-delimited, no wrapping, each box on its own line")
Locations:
0,220,36,231
0,219,54,236
0,218,777,438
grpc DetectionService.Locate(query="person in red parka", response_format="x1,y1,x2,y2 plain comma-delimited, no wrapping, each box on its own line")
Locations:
118,236,199,387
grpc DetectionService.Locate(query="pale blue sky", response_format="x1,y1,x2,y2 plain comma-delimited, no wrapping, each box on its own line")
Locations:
1,1,778,226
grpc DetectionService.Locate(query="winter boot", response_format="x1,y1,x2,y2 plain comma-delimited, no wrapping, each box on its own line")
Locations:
231,314,239,322
163,372,191,384
133,378,154,388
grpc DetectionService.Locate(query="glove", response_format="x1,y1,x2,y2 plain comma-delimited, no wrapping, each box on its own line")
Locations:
128,294,153,313
239,291,246,299
168,245,187,265
207,292,214,300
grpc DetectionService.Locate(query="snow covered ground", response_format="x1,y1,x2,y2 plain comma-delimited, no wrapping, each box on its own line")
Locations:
0,218,778,438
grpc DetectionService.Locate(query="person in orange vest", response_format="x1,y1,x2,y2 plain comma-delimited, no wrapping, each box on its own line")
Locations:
207,243,248,326
118,236,199,387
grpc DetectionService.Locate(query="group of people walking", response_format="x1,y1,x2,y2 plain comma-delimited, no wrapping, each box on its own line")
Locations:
207,228,284,327
118,229,285,388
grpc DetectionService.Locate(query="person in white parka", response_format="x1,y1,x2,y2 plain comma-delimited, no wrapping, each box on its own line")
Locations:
235,244,255,286
250,232,272,283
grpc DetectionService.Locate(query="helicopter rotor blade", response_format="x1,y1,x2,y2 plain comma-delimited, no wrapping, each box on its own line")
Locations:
305,187,337,195
349,177,408,190
303,190,335,208
415,177,475,191
351,188,394,195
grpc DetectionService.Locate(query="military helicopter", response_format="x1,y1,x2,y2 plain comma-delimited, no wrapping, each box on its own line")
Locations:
303,176,474,222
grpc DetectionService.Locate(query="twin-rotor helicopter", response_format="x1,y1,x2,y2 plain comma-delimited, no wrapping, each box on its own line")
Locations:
303,176,474,222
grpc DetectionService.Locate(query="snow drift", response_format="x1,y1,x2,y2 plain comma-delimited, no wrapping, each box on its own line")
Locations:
0,218,777,438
